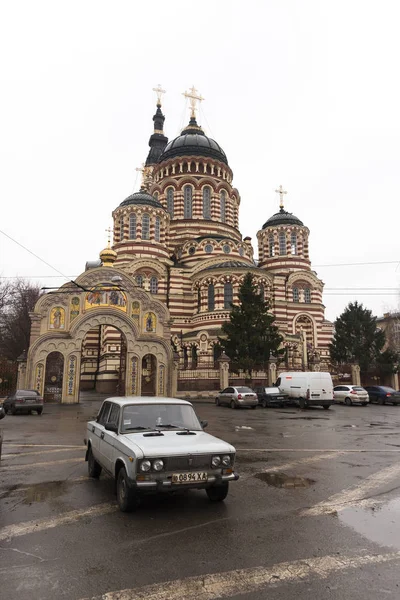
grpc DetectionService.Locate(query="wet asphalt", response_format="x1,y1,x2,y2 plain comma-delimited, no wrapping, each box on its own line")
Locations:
1,400,400,599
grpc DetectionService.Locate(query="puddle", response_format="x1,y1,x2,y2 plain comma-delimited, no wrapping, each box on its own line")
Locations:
339,498,400,550
254,472,315,488
23,480,69,504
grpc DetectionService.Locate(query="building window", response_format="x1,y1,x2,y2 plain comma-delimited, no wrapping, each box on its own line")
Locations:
269,235,275,257
197,288,201,312
129,214,136,239
304,288,311,303
293,287,299,302
166,188,174,217
142,214,150,240
259,284,265,302
153,191,159,201
119,217,124,241
220,190,226,223
205,244,213,253
184,185,192,219
224,282,233,309
291,232,297,255
203,186,211,219
222,244,231,254
136,275,144,288
150,276,158,294
279,232,286,255
208,284,215,311
155,217,160,242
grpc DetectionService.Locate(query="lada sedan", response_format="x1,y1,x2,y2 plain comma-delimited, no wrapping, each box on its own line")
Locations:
85,397,239,512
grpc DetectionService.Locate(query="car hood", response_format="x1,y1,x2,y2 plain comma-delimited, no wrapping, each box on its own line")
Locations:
118,430,236,458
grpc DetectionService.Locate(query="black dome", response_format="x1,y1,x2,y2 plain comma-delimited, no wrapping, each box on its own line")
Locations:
119,190,163,209
159,118,228,165
262,208,304,229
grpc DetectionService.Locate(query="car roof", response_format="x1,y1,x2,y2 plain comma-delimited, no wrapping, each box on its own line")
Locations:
101,396,192,407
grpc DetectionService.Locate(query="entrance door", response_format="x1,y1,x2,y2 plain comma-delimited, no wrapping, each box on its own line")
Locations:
44,352,64,402
141,354,156,396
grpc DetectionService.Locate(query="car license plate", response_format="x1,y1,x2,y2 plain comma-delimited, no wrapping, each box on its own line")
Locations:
172,472,208,484
24,399,35,403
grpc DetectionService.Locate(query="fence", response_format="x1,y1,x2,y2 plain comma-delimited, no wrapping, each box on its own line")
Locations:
178,365,220,392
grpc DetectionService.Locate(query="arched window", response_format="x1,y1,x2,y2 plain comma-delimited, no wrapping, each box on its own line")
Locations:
191,345,198,369
153,191,159,201
166,188,174,217
259,284,265,302
197,288,201,312
293,287,299,302
269,235,275,257
136,275,144,288
207,284,215,311
154,217,160,242
203,186,211,219
291,232,297,255
220,190,226,223
150,276,158,294
142,214,150,240
119,217,124,241
304,288,311,303
129,214,137,239
224,282,233,309
184,185,192,219
279,232,286,255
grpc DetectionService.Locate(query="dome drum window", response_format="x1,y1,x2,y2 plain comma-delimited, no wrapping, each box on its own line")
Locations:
203,187,211,220
119,217,124,241
155,217,161,242
208,284,215,311
220,190,226,223
142,214,150,240
184,185,193,219
150,277,158,294
166,188,174,217
291,233,297,255
129,214,137,239
268,235,275,257
224,282,233,309
279,232,286,256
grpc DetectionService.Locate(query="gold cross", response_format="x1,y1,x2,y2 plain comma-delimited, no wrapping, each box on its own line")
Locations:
105,227,113,246
135,163,145,187
275,185,288,209
183,86,204,119
152,84,166,105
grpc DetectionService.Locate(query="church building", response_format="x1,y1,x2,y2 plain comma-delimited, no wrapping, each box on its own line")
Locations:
21,87,333,403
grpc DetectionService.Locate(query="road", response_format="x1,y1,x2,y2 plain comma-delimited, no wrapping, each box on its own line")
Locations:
1,399,400,599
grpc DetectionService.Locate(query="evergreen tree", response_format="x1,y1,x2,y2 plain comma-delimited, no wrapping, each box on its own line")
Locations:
218,273,283,379
330,301,393,375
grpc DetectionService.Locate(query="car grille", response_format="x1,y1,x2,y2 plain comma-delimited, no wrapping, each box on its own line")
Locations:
165,455,212,471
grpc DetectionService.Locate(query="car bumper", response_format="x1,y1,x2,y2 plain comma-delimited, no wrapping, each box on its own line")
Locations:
305,399,333,407
237,399,258,406
130,471,239,491
13,403,43,411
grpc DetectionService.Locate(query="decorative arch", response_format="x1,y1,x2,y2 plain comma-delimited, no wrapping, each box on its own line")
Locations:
293,313,318,347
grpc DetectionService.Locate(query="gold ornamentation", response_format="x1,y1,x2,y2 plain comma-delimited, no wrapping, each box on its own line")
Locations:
275,185,288,210
152,84,166,105
183,86,204,120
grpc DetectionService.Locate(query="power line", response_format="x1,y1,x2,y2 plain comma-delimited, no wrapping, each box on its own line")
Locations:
314,260,400,267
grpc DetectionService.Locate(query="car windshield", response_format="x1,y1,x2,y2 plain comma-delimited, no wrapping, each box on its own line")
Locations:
121,403,202,433
236,387,254,393
264,387,281,393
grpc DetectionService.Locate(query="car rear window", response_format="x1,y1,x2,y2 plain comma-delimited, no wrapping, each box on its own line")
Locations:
16,390,39,397
381,386,396,393
236,387,254,393
353,387,366,392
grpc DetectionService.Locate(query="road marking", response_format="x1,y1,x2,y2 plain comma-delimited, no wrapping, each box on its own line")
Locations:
261,450,345,474
304,460,400,516
80,550,400,600
0,457,85,471
238,448,400,452
3,443,85,448
0,503,117,542
2,447,84,459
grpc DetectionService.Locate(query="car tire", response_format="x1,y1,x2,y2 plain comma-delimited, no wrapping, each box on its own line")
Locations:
117,467,139,512
10,406,16,416
261,398,268,408
251,405,257,409
87,446,102,479
345,397,352,406
230,400,236,409
206,482,229,502
323,405,330,410
215,397,220,406
378,397,385,405
37,408,43,416
299,398,306,410
361,403,368,406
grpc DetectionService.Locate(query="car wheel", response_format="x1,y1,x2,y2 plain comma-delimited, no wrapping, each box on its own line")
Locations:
117,467,139,512
206,482,229,502
87,446,102,479
299,398,306,410
378,397,385,405
10,406,16,416
261,398,268,408
323,405,330,410
215,397,220,406
251,405,257,409
230,400,236,409
37,408,43,415
345,397,352,406
361,403,368,406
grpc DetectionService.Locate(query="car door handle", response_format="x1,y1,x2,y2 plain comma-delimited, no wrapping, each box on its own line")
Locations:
100,432,105,439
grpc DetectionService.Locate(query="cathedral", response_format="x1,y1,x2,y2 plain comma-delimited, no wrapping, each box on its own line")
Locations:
21,87,333,403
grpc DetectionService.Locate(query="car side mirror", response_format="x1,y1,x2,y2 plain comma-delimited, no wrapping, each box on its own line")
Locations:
105,422,118,433
201,420,208,429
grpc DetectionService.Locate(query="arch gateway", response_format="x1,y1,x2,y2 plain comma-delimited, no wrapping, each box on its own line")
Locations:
23,267,174,404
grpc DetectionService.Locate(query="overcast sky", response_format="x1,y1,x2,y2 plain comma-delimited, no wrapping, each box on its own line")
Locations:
1,1,399,322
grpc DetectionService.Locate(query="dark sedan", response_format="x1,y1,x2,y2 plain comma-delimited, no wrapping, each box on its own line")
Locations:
363,386,400,405
4,390,44,415
254,386,290,408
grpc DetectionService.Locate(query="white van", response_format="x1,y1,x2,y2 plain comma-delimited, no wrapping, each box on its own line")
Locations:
275,372,334,410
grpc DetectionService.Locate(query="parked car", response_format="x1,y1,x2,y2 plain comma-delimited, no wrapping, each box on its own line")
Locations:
333,385,369,406
85,396,239,512
215,386,258,409
276,372,334,409
0,405,5,420
3,390,44,415
363,386,400,405
254,386,290,408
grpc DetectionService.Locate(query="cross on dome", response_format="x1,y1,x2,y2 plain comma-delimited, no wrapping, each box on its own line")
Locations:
183,86,204,120
105,227,113,247
275,185,288,210
152,84,166,106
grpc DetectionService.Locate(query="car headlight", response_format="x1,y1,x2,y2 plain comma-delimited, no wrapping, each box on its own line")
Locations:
140,460,151,472
153,459,164,472
211,456,221,468
222,455,231,466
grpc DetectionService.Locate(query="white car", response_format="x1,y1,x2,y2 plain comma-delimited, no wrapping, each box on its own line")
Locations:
333,385,369,406
85,397,238,512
